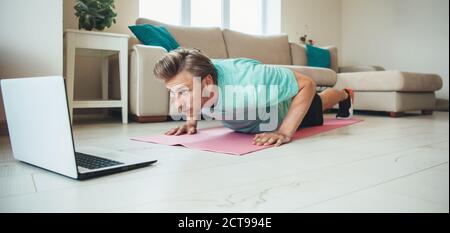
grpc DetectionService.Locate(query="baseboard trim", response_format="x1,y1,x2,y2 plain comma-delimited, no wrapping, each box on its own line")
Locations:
132,115,169,123
0,120,8,136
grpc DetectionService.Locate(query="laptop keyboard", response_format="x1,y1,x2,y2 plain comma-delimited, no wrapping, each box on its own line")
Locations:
75,152,124,170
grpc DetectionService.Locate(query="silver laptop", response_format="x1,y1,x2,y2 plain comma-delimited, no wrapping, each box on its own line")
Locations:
1,76,157,180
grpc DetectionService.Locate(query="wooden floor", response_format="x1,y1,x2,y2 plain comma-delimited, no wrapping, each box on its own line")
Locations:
0,112,448,213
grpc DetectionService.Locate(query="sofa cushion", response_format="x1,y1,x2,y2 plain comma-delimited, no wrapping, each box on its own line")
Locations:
335,71,443,92
223,29,291,65
275,65,337,87
290,43,307,66
136,18,228,59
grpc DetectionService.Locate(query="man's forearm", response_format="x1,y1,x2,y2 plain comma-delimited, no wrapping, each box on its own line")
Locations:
277,74,317,136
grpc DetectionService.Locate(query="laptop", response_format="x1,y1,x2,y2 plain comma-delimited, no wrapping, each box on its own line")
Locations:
1,76,157,180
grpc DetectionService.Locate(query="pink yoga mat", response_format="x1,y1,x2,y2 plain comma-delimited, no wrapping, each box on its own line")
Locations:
131,118,363,155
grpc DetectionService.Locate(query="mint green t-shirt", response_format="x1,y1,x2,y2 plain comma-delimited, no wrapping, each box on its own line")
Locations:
209,58,299,134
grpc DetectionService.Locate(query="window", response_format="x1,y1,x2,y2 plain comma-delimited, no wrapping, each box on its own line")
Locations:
139,0,280,35
139,0,181,25
191,0,222,27
230,0,261,35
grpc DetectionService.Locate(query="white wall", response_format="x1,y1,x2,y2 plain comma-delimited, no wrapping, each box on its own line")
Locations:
342,0,449,100
282,0,342,50
0,0,63,121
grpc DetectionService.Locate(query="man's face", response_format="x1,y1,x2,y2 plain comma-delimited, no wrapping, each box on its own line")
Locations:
165,71,215,118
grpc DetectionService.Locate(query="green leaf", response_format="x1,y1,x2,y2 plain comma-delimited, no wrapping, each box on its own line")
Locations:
75,0,117,31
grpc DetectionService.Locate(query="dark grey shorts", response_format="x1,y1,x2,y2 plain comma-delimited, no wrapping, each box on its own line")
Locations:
299,93,324,128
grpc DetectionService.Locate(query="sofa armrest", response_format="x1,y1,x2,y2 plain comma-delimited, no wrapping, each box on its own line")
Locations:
128,37,141,52
274,65,337,87
339,65,385,73
130,44,170,117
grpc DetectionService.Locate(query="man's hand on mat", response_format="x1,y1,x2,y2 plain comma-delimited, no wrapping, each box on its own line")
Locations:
253,131,292,147
165,121,198,136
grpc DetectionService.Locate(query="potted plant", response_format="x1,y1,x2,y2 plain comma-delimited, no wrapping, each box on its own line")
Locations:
298,24,315,46
300,35,315,46
74,0,117,31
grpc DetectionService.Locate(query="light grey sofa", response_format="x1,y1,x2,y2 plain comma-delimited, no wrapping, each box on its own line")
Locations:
334,70,442,117
128,18,443,122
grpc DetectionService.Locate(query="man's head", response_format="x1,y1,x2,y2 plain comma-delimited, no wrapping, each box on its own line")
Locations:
153,48,218,116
